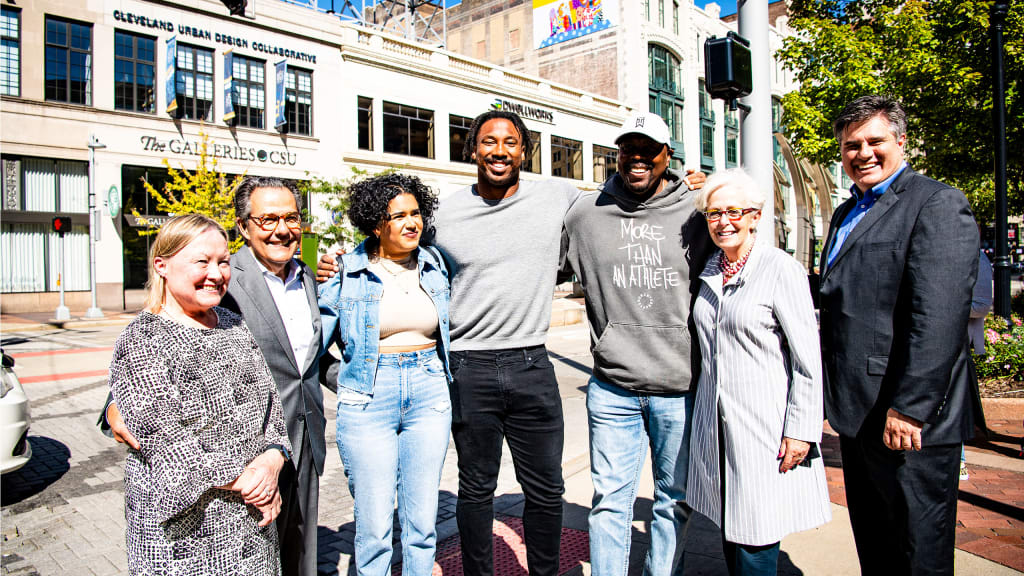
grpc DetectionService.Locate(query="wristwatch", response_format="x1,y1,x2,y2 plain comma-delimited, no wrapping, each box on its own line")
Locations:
265,443,291,462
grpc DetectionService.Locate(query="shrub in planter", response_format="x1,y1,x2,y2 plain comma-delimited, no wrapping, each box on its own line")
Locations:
976,314,1024,382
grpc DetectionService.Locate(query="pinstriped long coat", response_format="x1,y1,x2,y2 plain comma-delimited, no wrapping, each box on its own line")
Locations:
687,245,831,546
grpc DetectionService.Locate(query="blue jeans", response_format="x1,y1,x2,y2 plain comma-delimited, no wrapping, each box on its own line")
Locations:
335,348,452,576
587,376,694,576
722,539,780,576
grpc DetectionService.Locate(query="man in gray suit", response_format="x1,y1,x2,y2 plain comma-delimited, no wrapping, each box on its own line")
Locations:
819,96,980,575
103,176,331,576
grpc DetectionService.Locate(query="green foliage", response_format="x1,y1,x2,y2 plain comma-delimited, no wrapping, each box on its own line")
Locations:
779,0,1023,222
298,166,388,251
133,131,245,252
977,312,1024,382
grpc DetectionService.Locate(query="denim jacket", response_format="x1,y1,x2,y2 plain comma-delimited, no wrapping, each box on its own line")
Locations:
318,241,452,395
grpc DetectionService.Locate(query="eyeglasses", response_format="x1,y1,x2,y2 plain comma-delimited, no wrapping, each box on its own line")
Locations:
248,213,302,231
702,208,760,222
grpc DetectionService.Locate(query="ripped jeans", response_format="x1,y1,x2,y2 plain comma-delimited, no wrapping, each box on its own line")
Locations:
335,347,452,576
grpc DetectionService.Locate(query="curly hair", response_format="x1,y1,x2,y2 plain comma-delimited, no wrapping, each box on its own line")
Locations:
347,172,439,245
461,110,532,162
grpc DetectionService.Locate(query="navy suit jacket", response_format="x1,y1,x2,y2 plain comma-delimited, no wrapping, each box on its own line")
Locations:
819,167,981,445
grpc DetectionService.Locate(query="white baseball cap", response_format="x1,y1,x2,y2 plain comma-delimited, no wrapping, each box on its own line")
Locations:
615,112,671,146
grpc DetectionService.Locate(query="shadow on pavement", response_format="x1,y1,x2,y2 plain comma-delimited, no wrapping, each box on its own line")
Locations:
1,436,71,506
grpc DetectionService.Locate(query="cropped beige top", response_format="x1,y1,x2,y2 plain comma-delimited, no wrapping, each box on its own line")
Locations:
368,255,439,347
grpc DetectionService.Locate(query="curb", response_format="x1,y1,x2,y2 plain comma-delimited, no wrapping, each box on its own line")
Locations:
981,397,1024,421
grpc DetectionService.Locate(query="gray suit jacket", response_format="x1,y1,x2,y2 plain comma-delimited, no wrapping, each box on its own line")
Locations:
819,167,980,445
220,245,329,475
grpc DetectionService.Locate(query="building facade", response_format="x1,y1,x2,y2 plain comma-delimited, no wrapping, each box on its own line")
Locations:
444,0,842,270
0,0,630,312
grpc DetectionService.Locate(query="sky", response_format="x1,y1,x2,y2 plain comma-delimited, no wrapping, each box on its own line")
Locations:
697,0,738,17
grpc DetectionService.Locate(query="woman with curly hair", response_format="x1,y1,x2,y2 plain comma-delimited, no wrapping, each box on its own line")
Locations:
318,173,451,576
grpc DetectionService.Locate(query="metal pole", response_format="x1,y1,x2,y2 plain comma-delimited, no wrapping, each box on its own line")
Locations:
991,0,1010,321
55,231,70,321
737,0,773,247
85,135,104,318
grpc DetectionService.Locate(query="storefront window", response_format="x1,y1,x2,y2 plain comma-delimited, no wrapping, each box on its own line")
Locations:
593,144,617,183
231,55,265,129
45,17,91,105
285,67,312,136
114,31,155,113
551,135,582,180
175,44,213,121
449,114,473,163
1,7,20,96
523,130,542,174
358,96,372,150
383,101,433,158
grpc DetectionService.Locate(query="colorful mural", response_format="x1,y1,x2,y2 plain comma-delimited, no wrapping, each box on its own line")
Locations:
533,0,617,49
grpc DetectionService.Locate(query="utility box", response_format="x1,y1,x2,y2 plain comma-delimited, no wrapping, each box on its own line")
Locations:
704,32,753,101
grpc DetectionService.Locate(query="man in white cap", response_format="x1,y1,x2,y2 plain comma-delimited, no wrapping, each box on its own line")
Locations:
560,112,714,576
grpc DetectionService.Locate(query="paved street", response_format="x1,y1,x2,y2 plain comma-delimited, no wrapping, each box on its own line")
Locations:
2,316,1022,575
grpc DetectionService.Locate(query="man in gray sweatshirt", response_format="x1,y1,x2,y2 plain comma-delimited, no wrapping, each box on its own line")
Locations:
561,112,713,576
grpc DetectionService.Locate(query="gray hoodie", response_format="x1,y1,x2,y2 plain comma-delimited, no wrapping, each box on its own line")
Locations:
562,168,713,394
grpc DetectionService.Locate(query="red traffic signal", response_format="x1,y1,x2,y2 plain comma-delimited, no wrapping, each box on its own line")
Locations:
52,217,72,235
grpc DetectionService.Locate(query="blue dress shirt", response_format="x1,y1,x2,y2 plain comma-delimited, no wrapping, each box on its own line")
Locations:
826,162,908,267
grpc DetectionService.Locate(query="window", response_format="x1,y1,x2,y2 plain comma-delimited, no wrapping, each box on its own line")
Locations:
114,31,155,113
358,96,373,150
1,7,19,96
1,156,90,293
523,130,542,174
231,55,265,129
509,29,521,51
551,136,582,180
383,101,433,158
673,0,679,35
285,67,312,136
593,144,617,183
449,114,473,163
175,44,213,121
659,0,665,27
699,79,715,171
45,17,91,105
771,96,784,133
648,44,685,165
645,0,650,21
725,109,739,168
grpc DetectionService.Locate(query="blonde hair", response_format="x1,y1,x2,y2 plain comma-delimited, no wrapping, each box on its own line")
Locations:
144,214,229,312
694,168,766,213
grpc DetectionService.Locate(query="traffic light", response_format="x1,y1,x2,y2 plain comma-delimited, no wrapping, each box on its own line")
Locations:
52,216,72,236
704,32,753,102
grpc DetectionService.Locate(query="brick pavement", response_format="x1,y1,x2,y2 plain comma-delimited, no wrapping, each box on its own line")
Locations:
820,419,1024,572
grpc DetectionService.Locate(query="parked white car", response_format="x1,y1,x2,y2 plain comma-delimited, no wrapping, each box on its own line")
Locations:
1,350,32,474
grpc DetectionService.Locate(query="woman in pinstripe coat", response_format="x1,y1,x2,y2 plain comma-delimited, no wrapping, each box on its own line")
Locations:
687,169,831,575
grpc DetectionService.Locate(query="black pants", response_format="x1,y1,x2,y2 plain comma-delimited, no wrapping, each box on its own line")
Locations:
449,346,565,576
277,432,320,576
839,433,961,576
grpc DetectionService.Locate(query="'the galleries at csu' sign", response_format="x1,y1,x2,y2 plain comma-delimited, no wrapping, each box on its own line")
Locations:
491,98,554,124
139,135,298,166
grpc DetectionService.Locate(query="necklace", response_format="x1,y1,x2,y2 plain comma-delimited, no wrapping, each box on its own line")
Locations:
373,254,417,294
719,243,754,282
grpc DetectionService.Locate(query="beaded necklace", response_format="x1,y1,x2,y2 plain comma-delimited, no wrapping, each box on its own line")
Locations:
719,243,754,283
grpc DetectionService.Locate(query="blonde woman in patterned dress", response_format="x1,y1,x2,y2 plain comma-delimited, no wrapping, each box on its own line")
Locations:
108,214,291,575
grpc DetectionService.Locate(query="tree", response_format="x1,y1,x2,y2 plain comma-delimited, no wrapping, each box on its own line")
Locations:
778,0,1023,222
299,166,388,251
133,131,245,251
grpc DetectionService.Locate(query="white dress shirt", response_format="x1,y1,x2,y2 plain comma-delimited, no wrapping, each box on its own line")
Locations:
255,258,314,371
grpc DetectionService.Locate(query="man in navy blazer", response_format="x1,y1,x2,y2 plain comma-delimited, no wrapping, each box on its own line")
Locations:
818,95,981,575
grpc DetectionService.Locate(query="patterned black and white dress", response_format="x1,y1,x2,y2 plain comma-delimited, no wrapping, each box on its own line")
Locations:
109,308,291,576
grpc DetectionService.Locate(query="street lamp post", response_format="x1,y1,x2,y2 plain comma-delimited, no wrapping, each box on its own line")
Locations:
991,0,1011,321
85,134,107,319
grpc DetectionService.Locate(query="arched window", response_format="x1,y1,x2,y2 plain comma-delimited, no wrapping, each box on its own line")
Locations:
647,44,685,167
